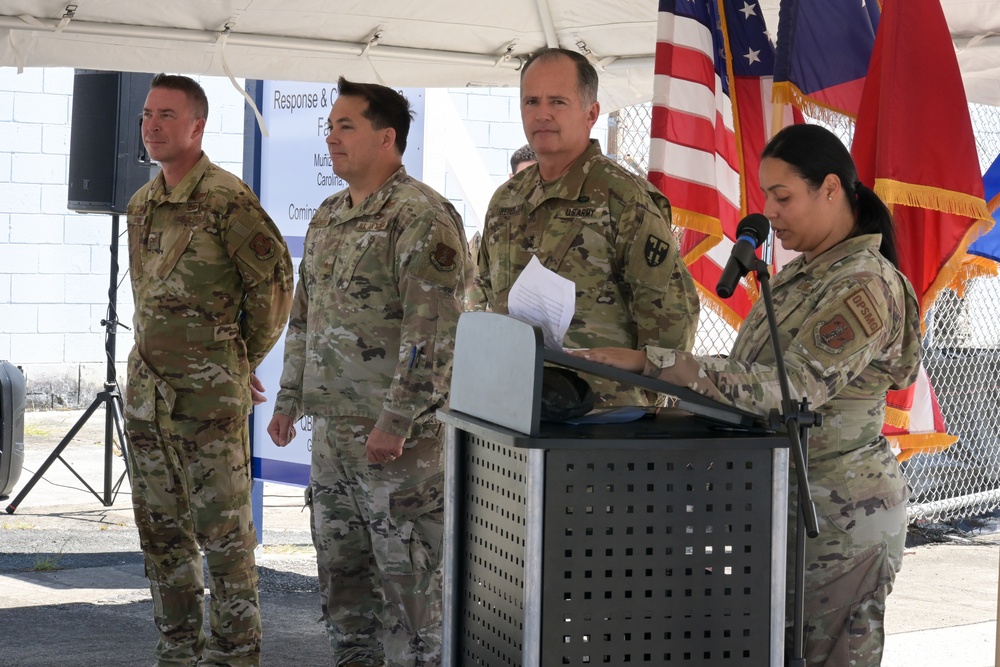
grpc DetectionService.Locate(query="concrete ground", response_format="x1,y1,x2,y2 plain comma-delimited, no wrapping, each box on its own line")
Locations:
1,408,998,666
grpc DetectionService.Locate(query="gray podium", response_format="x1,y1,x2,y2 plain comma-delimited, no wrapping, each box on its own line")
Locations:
440,312,790,666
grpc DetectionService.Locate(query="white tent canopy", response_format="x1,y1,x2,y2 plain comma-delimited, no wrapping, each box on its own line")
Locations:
1,0,999,112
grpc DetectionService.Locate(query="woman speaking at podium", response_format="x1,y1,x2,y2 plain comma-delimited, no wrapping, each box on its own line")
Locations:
574,123,921,667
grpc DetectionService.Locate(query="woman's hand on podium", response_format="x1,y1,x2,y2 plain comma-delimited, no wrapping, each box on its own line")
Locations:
568,347,647,373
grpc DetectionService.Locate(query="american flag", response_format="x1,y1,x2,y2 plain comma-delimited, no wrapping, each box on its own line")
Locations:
648,0,797,327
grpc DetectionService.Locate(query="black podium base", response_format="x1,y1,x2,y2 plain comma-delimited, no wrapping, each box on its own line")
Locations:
440,408,789,667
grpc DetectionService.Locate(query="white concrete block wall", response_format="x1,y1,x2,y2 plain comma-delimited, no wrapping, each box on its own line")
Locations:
0,67,610,407
0,67,247,407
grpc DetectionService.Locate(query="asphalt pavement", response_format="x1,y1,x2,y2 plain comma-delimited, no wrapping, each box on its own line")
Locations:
1,408,998,666
0,408,327,666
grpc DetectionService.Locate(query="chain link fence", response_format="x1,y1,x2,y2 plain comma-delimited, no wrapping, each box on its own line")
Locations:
609,103,1000,525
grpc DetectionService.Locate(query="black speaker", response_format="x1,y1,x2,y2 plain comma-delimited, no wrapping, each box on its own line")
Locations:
0,361,25,499
68,70,156,214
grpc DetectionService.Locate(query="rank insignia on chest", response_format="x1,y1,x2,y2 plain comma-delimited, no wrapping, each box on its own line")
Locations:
146,231,162,253
430,242,458,271
645,234,670,267
250,233,275,260
816,314,855,353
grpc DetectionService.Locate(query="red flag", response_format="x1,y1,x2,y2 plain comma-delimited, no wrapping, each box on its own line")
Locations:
647,0,798,329
850,0,992,455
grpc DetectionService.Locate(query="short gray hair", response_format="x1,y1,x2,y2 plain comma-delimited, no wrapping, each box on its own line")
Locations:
520,48,599,106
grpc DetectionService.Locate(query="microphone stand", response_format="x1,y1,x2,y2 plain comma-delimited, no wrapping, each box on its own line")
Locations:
747,258,821,667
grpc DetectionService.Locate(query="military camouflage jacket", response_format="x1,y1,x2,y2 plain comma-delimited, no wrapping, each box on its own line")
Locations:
125,153,294,421
643,234,921,517
475,140,700,407
273,166,470,439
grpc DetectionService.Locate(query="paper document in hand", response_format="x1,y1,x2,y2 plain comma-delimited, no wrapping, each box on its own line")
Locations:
507,255,576,351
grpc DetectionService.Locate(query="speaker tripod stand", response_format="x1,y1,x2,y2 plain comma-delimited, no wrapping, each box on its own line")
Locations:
6,214,131,514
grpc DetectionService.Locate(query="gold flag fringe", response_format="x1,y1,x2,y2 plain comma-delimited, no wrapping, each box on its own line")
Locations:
884,404,910,430
671,208,723,239
948,187,1000,295
874,178,994,320
672,208,723,266
892,433,960,462
885,387,958,462
917,217,992,320
988,191,1000,214
875,179,992,220
771,82,858,125
951,255,1000,297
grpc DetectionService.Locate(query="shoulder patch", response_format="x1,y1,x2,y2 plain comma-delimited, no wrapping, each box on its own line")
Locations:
249,232,275,261
845,286,883,337
429,242,458,272
815,314,855,353
645,234,670,267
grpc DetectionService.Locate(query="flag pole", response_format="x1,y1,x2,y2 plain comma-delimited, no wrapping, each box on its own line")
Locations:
770,100,785,139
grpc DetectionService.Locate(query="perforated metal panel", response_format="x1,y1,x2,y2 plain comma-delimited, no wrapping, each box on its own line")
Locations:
454,435,529,665
541,448,775,665
444,418,787,667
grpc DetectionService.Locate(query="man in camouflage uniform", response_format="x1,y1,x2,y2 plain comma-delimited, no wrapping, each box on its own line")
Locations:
474,48,700,406
125,74,293,667
267,77,470,667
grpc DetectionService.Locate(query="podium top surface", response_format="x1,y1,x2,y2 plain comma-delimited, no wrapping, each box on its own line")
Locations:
438,406,784,451
449,312,765,436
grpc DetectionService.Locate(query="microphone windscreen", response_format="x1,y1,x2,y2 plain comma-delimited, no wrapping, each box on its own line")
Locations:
736,213,770,245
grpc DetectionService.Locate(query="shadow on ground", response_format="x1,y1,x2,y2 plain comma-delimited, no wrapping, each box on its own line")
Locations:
0,565,327,667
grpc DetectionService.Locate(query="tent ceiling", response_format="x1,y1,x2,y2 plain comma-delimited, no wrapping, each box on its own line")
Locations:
1,0,999,112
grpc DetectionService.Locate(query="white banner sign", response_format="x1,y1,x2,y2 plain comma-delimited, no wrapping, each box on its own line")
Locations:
251,79,425,487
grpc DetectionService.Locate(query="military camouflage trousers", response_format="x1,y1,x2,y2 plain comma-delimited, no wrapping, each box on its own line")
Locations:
307,416,445,667
127,402,261,667
787,488,908,667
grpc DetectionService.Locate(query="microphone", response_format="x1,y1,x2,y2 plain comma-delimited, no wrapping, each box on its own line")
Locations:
716,213,771,299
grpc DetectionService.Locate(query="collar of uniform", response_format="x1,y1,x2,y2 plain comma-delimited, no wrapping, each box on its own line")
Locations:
775,233,883,287
524,139,604,211
337,165,409,224
145,152,212,204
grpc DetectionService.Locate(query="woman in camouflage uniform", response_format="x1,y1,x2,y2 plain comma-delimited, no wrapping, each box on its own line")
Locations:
576,123,922,667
